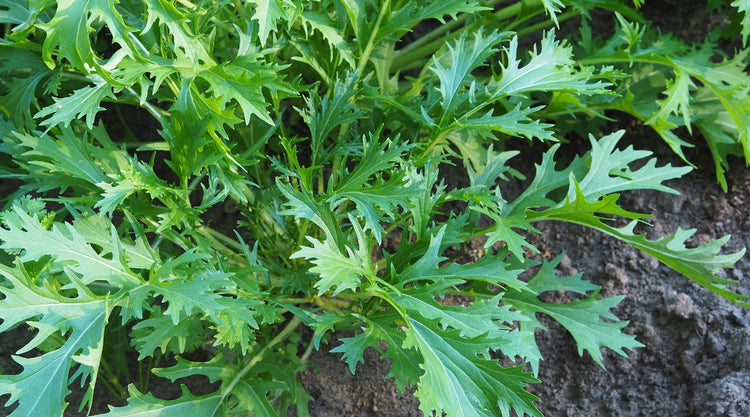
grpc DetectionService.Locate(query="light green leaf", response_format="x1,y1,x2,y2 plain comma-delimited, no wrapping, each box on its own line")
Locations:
645,68,695,133
153,354,288,417
142,0,213,66
430,29,507,118
530,181,749,308
475,208,540,261
130,312,205,359
198,61,289,125
397,225,527,291
0,204,143,289
291,231,371,296
0,263,108,417
454,104,556,141
296,73,364,165
491,31,610,99
38,0,134,70
247,0,288,46
34,82,115,129
300,12,356,68
506,130,691,216
540,0,565,25
731,0,750,45
100,385,225,417
504,256,643,369
406,318,542,417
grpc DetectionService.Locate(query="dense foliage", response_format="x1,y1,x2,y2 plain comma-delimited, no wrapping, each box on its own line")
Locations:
0,0,748,416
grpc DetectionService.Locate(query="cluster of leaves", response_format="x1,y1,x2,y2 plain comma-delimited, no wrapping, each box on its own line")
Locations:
0,0,748,416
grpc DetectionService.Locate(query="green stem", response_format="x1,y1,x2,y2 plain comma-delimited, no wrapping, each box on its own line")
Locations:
211,316,303,416
98,359,129,402
391,0,544,72
356,0,391,77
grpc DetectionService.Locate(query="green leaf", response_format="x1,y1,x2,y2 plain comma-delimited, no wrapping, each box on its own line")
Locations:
455,103,557,141
198,60,289,125
0,204,143,289
504,255,643,370
405,318,542,417
296,73,364,165
430,29,507,119
0,263,108,417
300,12,356,68
397,225,528,291
153,353,290,417
540,0,565,25
142,0,213,66
506,130,691,216
130,312,205,359
37,0,134,71
645,68,695,134
0,48,59,129
474,208,540,261
247,0,289,46
394,290,527,341
34,82,115,130
100,385,225,417
490,30,610,99
731,0,750,45
530,181,749,308
291,218,374,295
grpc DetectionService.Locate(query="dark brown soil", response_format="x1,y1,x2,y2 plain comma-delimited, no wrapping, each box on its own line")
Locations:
293,120,750,417
2,3,749,417
293,4,750,416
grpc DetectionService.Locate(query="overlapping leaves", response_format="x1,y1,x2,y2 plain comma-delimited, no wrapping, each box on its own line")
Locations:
0,1,748,417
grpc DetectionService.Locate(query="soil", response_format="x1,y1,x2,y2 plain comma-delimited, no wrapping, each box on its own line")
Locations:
291,122,750,417
2,2,749,417
291,4,750,416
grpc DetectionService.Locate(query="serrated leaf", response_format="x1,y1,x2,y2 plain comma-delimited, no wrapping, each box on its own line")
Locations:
247,0,288,46
34,82,115,129
475,209,540,261
330,325,378,374
430,29,507,119
405,318,542,417
0,263,108,417
329,311,424,394
394,291,527,340
0,48,59,129
142,0,213,66
490,30,610,99
100,385,225,417
454,104,557,141
145,252,234,324
397,225,527,291
540,0,565,25
12,126,119,194
731,0,750,45
300,11,356,68
198,61,288,125
37,0,134,71
291,229,371,295
332,173,417,242
131,312,205,359
530,181,749,307
645,68,695,133
332,138,411,195
296,73,364,165
385,0,491,42
507,130,691,216
503,258,644,369
0,204,143,289
571,129,691,199
153,353,288,417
